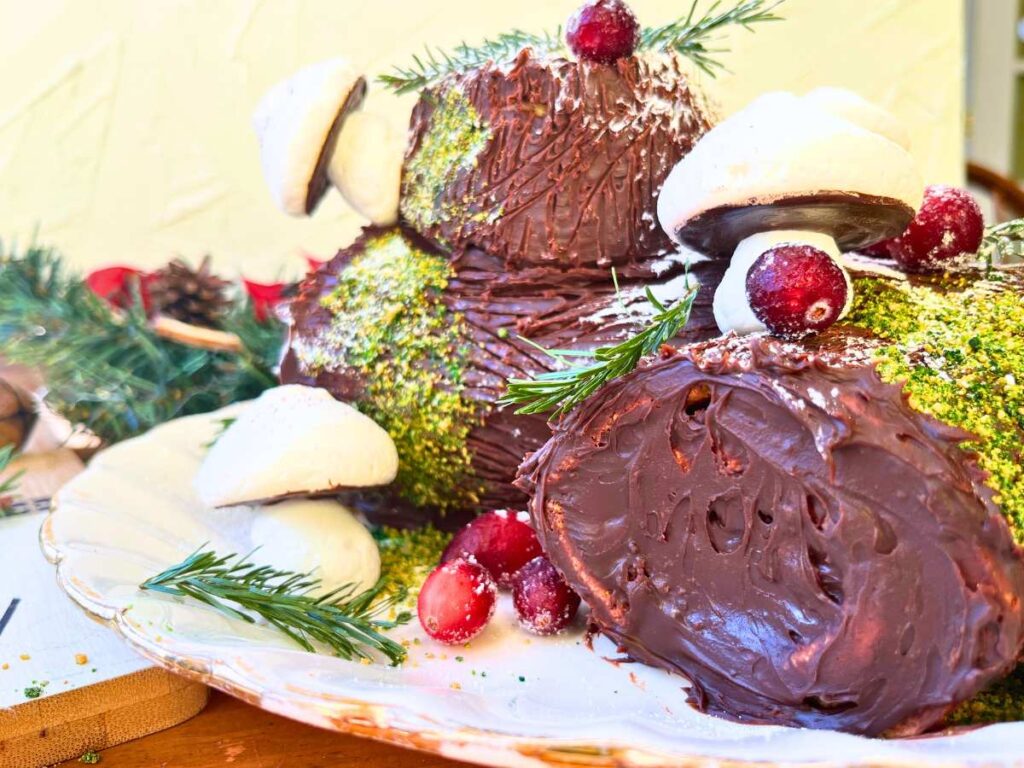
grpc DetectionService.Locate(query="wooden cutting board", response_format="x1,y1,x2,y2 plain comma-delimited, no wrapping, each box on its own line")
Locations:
0,510,209,768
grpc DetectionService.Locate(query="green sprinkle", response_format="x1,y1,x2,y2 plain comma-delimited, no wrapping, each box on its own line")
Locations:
518,675,526,682
400,87,494,239
23,685,43,699
947,665,1024,726
455,655,464,662
847,272,1024,544
79,750,101,764
376,525,452,599
303,231,484,509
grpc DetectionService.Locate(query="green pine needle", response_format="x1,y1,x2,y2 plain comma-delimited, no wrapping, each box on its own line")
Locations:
380,0,784,94
981,218,1024,269
0,242,283,443
499,285,697,417
640,0,784,77
379,28,565,95
142,548,411,666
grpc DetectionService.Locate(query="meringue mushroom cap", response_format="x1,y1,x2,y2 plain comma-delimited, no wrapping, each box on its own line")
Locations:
803,87,912,151
328,111,403,226
657,92,924,256
249,498,381,597
195,385,398,508
252,58,366,216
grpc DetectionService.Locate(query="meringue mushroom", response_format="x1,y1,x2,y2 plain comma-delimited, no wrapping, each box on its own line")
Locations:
252,58,404,225
657,91,922,335
249,498,381,597
195,385,398,508
802,87,912,151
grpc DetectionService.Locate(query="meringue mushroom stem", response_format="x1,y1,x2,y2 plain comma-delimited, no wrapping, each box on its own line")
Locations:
712,230,851,336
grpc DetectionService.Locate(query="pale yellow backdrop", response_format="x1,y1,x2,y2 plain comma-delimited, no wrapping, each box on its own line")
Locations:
0,0,964,280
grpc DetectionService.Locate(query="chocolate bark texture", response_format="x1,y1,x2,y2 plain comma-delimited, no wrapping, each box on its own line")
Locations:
281,225,724,512
517,332,1024,736
400,49,712,270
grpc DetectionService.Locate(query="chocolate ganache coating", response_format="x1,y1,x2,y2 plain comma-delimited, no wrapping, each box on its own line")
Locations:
281,226,724,512
400,49,711,269
517,334,1024,735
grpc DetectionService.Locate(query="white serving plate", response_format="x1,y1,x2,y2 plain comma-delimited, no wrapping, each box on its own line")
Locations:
41,406,1024,768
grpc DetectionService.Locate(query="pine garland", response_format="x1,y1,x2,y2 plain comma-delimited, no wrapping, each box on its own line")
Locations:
0,243,283,443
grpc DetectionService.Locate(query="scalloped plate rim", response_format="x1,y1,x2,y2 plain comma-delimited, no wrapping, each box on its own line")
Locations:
39,409,1024,768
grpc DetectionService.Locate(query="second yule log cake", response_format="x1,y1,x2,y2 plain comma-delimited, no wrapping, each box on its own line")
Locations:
252,0,1024,739
516,72,1024,733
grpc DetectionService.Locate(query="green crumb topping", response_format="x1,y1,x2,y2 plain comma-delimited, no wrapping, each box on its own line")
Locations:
947,664,1024,726
400,86,494,238
79,751,102,764
311,231,483,509
376,525,452,600
847,274,1024,543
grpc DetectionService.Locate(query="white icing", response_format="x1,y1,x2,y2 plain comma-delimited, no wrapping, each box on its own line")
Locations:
657,92,924,244
195,385,398,508
802,87,911,151
252,58,362,217
713,231,850,335
329,110,404,226
249,499,380,597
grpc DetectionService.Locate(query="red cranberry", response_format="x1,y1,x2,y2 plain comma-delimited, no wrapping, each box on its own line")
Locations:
417,558,496,645
888,185,984,272
441,510,542,588
746,244,849,340
566,0,639,64
859,238,896,259
511,556,581,636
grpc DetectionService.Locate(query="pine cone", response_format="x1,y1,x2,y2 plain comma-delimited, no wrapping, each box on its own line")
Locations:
0,378,37,450
149,256,231,328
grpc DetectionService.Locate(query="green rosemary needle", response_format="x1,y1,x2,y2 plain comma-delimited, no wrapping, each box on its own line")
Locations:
141,549,411,666
499,285,697,417
981,218,1024,269
379,28,564,95
640,0,785,77
380,0,784,95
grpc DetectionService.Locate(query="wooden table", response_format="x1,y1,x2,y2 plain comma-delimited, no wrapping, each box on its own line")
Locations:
56,692,467,768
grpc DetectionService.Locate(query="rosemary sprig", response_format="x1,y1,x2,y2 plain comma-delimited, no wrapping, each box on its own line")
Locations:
142,549,411,665
981,218,1024,270
380,28,564,95
640,0,784,76
500,285,697,417
380,0,784,94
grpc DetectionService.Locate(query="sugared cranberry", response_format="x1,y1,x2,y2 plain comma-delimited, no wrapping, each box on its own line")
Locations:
886,185,984,273
441,510,542,588
417,558,496,645
511,556,581,636
746,244,849,340
859,238,896,260
566,0,639,64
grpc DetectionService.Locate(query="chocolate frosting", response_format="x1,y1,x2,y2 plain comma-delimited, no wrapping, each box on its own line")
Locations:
402,50,711,269
281,226,725,511
517,334,1024,735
